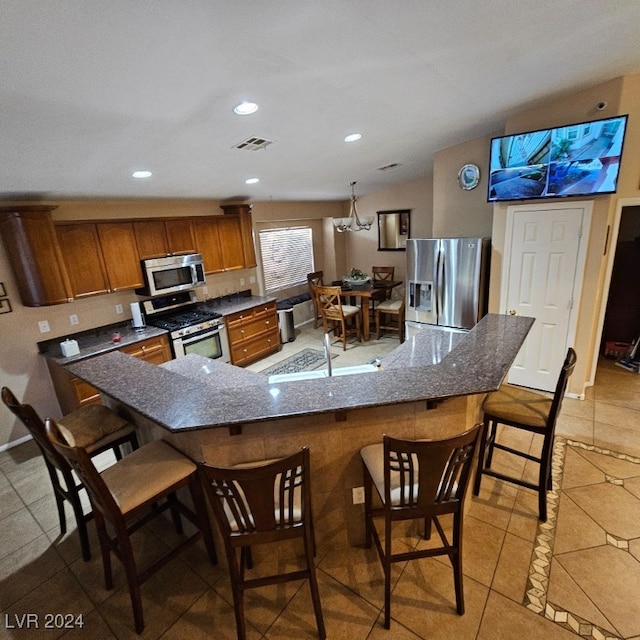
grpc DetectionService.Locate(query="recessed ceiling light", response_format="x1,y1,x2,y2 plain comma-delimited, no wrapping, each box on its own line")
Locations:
233,101,259,115
131,170,152,179
245,177,260,184
344,133,362,142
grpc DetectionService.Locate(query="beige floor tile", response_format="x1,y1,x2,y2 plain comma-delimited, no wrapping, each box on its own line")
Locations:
2,568,96,640
555,412,594,443
555,544,640,639
266,571,378,640
477,590,581,640
560,396,594,421
561,446,605,489
506,490,540,542
553,492,606,555
468,476,518,532
159,589,263,640
575,447,640,479
594,400,640,428
547,558,618,636
0,533,66,611
0,440,43,476
389,558,488,640
491,532,534,603
565,481,640,540
0,507,45,561
57,609,118,639
4,465,51,507
594,420,640,458
625,474,640,500
0,478,24,521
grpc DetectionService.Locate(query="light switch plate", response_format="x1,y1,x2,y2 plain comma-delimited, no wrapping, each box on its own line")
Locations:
38,320,50,333
69,314,79,326
115,304,124,314
352,487,365,505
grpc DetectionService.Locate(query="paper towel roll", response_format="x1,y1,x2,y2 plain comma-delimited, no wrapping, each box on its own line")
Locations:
130,302,145,328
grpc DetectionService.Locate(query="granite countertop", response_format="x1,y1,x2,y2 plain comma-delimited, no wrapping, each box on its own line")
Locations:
64,314,534,432
38,323,169,365
38,294,278,366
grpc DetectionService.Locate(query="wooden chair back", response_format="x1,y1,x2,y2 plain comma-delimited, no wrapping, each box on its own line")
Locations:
372,266,395,282
315,284,347,323
307,271,324,328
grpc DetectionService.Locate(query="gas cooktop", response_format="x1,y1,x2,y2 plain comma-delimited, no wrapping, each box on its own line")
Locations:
147,308,222,332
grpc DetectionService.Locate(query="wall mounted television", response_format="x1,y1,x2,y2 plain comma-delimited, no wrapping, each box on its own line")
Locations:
487,114,628,202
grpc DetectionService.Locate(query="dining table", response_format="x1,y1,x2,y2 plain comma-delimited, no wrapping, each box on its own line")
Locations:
337,280,402,340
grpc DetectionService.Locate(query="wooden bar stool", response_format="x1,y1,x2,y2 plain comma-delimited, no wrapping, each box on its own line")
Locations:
375,298,405,342
45,418,217,634
360,425,481,629
1,386,138,561
307,270,324,329
473,348,577,521
199,447,326,640
316,284,361,350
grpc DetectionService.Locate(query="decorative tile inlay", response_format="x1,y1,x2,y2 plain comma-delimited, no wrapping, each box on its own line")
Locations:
524,436,639,640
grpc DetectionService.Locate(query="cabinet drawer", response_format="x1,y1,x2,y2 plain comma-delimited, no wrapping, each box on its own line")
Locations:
230,329,280,367
119,335,171,363
70,377,102,406
228,315,277,345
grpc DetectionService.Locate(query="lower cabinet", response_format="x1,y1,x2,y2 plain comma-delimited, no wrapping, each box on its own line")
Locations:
226,302,280,367
47,334,172,414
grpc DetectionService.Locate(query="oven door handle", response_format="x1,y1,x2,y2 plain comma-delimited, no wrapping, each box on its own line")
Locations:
178,325,223,345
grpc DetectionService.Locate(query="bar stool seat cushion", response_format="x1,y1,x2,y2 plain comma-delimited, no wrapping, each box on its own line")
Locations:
482,385,552,429
57,404,133,449
100,440,197,515
376,299,403,313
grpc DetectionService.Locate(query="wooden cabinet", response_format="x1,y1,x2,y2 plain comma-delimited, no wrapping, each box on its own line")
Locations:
217,216,245,271
118,334,172,364
221,204,257,268
226,301,280,366
134,218,196,259
96,222,144,291
193,217,224,273
47,334,172,414
56,223,110,298
0,206,73,306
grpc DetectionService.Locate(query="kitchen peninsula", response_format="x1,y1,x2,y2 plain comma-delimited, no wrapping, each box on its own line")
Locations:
64,313,533,548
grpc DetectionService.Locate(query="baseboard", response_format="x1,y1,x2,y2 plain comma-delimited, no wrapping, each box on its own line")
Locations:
0,433,33,453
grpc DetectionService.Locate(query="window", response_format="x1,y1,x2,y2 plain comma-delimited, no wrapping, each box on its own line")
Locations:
259,226,314,292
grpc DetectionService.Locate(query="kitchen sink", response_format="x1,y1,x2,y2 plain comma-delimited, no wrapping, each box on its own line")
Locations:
268,362,379,384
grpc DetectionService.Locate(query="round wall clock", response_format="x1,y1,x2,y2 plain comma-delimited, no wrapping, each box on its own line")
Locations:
457,164,480,190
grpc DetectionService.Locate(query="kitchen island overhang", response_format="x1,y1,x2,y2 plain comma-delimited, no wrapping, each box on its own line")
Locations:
63,313,534,434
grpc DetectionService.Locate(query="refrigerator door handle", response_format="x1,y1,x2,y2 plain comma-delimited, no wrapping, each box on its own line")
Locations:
436,248,445,323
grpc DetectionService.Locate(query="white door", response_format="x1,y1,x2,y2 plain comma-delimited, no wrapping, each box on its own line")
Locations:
503,203,590,391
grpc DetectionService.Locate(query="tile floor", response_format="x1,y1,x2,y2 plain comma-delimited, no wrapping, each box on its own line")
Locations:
1,324,639,639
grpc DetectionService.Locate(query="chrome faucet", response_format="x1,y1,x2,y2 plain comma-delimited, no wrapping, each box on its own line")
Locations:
323,332,333,377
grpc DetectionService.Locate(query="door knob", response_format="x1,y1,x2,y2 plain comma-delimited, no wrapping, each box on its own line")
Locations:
509,309,517,315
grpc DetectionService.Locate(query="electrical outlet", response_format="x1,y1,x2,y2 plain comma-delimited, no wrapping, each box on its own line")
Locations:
69,314,79,326
202,285,208,296
240,278,245,286
249,276,256,284
352,486,365,505
38,320,51,333
115,304,124,314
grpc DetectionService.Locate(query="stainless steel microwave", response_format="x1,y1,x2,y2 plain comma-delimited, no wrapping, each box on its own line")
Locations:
139,253,206,297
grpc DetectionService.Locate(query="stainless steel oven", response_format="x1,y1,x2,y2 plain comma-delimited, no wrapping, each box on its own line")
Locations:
142,291,230,363
172,323,230,362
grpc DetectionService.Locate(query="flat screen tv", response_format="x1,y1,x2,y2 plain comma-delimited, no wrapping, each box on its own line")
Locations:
487,114,628,202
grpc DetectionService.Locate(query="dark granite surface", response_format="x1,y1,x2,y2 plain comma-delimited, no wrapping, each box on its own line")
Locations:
38,295,277,366
38,324,169,365
64,314,533,432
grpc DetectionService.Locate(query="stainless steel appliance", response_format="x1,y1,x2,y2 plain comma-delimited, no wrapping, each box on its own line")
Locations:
143,291,230,362
138,253,206,297
406,237,489,338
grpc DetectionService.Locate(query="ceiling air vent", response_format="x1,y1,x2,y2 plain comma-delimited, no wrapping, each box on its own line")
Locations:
377,162,401,171
234,136,274,151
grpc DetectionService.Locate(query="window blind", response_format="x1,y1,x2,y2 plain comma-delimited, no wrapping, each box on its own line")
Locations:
258,227,314,293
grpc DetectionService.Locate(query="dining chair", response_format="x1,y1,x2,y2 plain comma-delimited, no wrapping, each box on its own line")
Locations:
375,298,405,342
199,447,326,640
360,425,482,629
1,386,138,561
370,266,395,319
473,347,577,521
45,417,217,634
307,270,324,329
315,284,362,350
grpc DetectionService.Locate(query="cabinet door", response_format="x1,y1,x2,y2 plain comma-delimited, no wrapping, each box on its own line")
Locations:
0,207,73,306
239,211,257,267
133,220,169,259
165,219,196,254
193,217,224,274
217,216,245,271
97,222,144,291
56,223,110,297
119,334,171,364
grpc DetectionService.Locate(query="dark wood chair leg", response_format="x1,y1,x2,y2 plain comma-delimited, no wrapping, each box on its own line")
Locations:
473,418,490,496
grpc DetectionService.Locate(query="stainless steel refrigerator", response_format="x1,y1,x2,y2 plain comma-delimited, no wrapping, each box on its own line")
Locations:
406,237,490,337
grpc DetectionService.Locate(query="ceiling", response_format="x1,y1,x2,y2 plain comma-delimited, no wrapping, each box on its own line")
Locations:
2,1,640,203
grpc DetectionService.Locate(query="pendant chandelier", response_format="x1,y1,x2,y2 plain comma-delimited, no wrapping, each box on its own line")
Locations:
333,181,374,232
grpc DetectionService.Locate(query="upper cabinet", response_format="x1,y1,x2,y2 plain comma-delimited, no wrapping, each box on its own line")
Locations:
134,218,196,259
0,206,73,306
0,205,257,306
96,222,144,291
56,223,110,298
